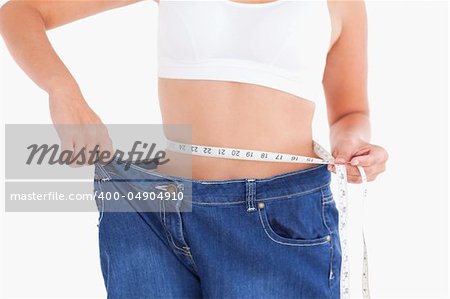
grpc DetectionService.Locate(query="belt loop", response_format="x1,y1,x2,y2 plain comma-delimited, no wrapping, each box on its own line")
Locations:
245,178,257,212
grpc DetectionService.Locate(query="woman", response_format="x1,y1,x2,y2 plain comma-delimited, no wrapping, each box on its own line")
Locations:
0,0,388,298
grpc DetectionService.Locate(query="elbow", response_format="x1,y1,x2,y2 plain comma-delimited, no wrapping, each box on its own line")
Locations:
0,1,24,19
0,1,25,29
0,1,12,27
0,1,46,33
0,1,15,35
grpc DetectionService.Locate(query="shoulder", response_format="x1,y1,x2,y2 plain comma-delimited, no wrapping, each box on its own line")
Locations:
328,0,367,28
328,0,366,17
327,0,367,48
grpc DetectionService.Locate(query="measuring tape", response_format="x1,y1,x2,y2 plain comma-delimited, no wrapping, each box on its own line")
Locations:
166,139,370,299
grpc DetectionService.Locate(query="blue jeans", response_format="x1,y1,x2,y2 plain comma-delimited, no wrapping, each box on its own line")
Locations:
93,159,341,299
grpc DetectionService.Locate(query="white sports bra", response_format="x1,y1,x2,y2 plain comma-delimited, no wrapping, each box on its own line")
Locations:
157,0,332,103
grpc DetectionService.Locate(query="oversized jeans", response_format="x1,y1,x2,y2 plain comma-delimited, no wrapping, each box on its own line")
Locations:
93,158,341,299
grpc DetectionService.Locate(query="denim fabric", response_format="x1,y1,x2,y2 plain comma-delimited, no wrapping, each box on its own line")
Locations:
93,159,341,299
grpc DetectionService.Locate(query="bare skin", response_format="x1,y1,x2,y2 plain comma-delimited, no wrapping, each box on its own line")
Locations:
0,0,388,182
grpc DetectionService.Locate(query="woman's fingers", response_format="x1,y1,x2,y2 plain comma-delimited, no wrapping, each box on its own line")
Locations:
98,140,114,164
327,143,389,184
328,160,386,184
49,90,114,168
71,139,86,168
56,124,113,167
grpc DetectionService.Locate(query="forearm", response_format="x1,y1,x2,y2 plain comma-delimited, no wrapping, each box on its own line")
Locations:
0,2,80,95
329,111,371,148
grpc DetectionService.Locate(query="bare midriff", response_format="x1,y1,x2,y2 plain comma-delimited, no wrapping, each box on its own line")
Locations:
156,78,324,180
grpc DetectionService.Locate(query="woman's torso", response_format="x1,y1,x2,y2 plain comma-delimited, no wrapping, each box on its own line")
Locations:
155,0,340,180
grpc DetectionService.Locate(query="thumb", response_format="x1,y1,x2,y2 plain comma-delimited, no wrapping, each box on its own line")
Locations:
333,151,353,164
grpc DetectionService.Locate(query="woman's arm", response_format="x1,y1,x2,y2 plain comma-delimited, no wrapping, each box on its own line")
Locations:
0,0,144,93
324,0,388,182
0,0,147,165
324,0,370,144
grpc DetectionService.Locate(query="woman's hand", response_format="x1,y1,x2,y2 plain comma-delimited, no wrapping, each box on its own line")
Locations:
327,137,389,183
49,86,113,167
0,0,142,167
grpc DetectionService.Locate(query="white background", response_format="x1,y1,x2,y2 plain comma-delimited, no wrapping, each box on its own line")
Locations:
0,1,448,298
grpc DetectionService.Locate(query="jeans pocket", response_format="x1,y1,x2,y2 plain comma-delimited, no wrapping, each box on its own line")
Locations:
257,189,332,246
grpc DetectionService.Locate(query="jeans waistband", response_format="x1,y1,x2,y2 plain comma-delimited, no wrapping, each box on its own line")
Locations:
95,156,331,204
